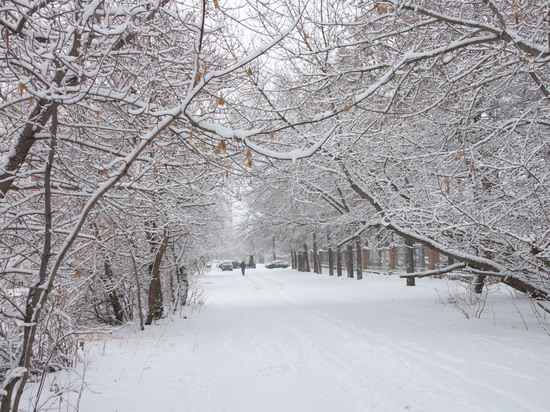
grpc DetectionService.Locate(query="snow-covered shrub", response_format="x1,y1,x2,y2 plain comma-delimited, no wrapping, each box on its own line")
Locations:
438,278,494,320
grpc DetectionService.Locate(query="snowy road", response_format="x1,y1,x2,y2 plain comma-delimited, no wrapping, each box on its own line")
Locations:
70,266,550,412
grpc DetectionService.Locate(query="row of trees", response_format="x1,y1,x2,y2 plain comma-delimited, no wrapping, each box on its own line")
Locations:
242,0,549,297
1,0,549,409
0,0,324,409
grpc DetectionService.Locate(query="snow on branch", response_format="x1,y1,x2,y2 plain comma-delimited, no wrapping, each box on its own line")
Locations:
392,0,549,58
352,34,499,106
399,263,467,278
381,217,506,273
245,125,338,161
180,16,341,161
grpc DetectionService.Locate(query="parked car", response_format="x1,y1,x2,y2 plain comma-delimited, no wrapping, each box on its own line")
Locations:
265,260,289,269
221,260,234,271
232,261,241,269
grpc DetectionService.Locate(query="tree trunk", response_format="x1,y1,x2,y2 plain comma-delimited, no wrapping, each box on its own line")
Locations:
304,244,310,272
347,244,354,278
389,246,398,271
474,275,486,294
405,237,416,286
180,266,189,306
2,113,58,412
356,238,363,280
128,246,144,330
313,233,320,274
297,252,303,272
328,247,334,276
336,246,342,277
174,265,189,308
145,233,169,325
104,260,125,324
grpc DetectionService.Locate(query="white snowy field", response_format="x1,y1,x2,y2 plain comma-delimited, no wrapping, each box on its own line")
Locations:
32,266,550,412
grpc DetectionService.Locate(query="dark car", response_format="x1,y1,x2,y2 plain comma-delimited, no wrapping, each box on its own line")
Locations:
265,260,289,269
232,261,240,269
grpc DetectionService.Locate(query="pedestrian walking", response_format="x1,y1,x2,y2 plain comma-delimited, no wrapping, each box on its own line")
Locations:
240,261,246,276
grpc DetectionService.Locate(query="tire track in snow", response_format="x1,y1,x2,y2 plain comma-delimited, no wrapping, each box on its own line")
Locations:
268,279,545,412
189,270,549,412
214,273,427,411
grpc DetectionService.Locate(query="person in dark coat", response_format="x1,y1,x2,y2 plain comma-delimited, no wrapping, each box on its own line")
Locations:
240,261,246,276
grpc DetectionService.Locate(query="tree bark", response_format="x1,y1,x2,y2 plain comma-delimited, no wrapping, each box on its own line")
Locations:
128,246,144,330
356,238,363,280
297,252,304,272
389,246,398,271
2,109,58,412
474,275,486,294
405,237,415,286
178,266,189,307
104,260,125,324
336,246,342,277
304,244,311,272
313,233,320,274
328,247,334,276
145,233,169,325
347,244,354,278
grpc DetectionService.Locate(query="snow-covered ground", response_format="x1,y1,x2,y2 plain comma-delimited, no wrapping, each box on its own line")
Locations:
32,266,550,411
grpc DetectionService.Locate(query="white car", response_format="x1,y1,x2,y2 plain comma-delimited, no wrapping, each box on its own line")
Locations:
221,260,233,271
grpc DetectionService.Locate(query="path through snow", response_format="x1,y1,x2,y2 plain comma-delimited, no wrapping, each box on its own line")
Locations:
36,266,550,412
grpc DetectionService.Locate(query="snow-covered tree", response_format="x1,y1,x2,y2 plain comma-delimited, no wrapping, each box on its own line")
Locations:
243,1,550,298
0,1,320,409
1,1,549,409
